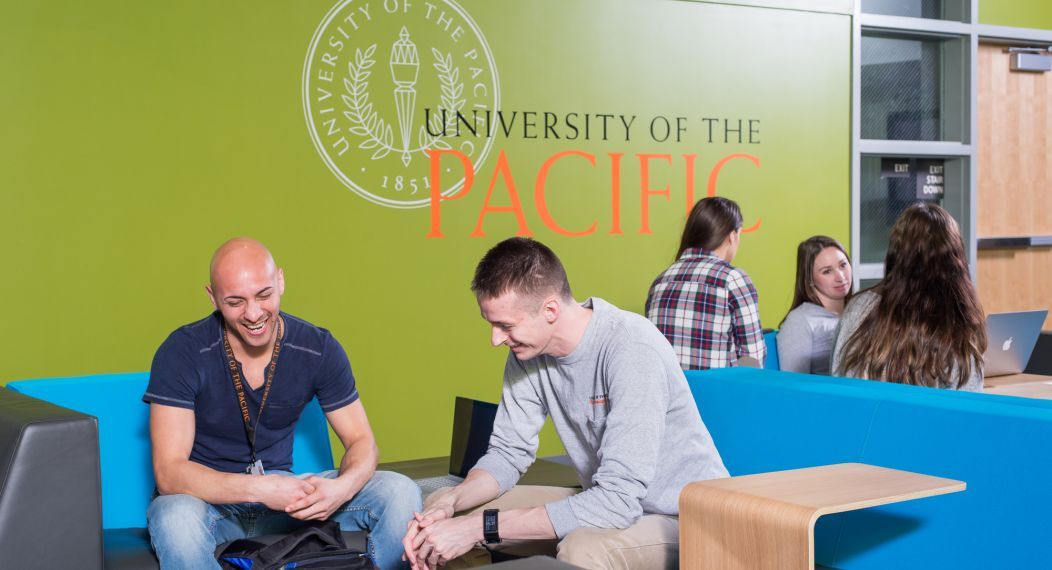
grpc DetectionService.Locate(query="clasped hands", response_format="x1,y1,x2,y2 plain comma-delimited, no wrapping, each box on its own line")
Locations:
254,473,353,521
402,497,481,569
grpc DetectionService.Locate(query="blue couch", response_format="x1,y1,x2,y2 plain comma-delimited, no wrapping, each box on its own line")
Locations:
6,367,1051,568
686,367,1052,569
763,329,779,370
2,372,335,569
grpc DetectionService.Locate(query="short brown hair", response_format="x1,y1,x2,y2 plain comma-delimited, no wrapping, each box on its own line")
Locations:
471,237,572,302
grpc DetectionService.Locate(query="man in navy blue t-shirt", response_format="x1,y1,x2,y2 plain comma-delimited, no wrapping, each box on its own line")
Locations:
144,238,420,570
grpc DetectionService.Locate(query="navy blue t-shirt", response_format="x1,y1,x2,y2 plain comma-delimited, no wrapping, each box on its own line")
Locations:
144,312,358,473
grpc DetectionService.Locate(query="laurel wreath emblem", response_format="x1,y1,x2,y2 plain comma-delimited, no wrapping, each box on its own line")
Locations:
342,45,394,160
419,48,461,152
342,44,464,164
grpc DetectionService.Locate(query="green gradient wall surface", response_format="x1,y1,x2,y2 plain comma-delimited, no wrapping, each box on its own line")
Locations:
1,0,850,461
980,1,1052,30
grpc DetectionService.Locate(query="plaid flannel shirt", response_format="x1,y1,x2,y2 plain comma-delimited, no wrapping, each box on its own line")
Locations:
645,247,766,370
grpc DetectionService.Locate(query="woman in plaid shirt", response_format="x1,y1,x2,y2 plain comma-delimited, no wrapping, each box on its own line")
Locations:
645,197,767,370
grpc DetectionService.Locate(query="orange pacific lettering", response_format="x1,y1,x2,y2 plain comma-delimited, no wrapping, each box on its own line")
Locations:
470,150,532,238
608,152,624,235
683,153,698,213
707,153,762,233
535,150,598,237
638,153,672,235
427,149,475,238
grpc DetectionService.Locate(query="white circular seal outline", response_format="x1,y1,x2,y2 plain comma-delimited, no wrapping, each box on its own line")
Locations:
303,0,501,209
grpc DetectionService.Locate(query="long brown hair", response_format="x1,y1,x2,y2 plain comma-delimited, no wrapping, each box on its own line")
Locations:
677,197,742,258
839,203,987,388
780,236,853,326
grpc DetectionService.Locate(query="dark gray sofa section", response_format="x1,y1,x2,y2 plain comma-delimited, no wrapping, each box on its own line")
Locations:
0,389,104,569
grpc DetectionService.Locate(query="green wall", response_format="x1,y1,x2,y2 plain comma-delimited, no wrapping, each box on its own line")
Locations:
981,0,1052,30
1,0,850,462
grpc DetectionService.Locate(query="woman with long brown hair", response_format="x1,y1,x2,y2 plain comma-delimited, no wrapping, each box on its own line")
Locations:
777,236,853,374
830,203,987,390
646,196,766,370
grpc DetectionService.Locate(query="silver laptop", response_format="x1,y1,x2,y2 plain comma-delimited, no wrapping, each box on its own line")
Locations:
983,310,1048,377
415,397,498,496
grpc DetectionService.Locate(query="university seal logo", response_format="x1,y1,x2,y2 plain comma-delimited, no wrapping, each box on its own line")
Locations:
303,0,500,208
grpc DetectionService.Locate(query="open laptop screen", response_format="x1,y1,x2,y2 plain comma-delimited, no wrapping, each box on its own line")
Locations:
984,310,1048,377
448,397,499,478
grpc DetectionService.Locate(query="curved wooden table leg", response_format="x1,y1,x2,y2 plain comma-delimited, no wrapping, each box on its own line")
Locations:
678,463,966,570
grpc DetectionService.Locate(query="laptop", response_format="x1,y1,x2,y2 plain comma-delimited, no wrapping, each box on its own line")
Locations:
983,310,1048,377
415,397,499,496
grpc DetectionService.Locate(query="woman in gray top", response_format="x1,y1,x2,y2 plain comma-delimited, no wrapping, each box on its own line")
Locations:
830,203,987,391
777,236,853,374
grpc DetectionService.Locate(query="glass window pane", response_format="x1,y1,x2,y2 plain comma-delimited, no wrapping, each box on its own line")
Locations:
861,32,968,141
861,0,968,22
860,278,883,290
859,156,969,265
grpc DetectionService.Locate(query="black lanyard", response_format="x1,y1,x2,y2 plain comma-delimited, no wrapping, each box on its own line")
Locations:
221,317,283,466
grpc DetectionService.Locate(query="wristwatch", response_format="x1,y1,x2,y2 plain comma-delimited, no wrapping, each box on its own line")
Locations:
483,509,501,544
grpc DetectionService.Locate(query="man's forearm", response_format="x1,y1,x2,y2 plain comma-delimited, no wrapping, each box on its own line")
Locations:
430,469,502,514
156,459,261,504
334,438,379,499
480,506,557,541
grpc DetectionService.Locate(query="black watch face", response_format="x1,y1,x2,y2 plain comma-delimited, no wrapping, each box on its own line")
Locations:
484,509,500,543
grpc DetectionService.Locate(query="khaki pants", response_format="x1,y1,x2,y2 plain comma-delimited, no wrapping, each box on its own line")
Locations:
425,486,679,570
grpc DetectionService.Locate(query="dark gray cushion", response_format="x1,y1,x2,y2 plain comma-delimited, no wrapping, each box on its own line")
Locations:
479,555,582,568
104,528,158,570
0,390,103,569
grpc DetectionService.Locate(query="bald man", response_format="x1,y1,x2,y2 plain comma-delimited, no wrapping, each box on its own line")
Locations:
144,238,420,570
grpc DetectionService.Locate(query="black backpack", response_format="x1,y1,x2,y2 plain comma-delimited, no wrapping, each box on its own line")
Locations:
215,521,376,569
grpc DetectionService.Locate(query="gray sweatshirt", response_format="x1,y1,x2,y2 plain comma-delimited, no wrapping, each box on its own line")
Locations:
472,297,729,538
777,302,841,375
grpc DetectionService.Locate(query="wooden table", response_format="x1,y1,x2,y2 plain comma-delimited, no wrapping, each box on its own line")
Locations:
983,373,1052,399
985,381,1052,399
983,373,1052,388
679,463,965,570
378,455,581,488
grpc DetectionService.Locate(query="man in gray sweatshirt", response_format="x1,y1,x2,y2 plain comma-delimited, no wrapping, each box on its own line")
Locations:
402,237,728,570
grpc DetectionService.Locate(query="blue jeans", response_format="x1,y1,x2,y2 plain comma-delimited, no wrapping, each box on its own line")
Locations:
147,470,421,570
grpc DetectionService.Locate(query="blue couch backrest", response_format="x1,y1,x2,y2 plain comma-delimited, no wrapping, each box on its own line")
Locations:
6,372,334,530
763,330,779,370
687,367,1052,569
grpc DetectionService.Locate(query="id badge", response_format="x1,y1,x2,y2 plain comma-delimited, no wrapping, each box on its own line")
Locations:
246,459,265,476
